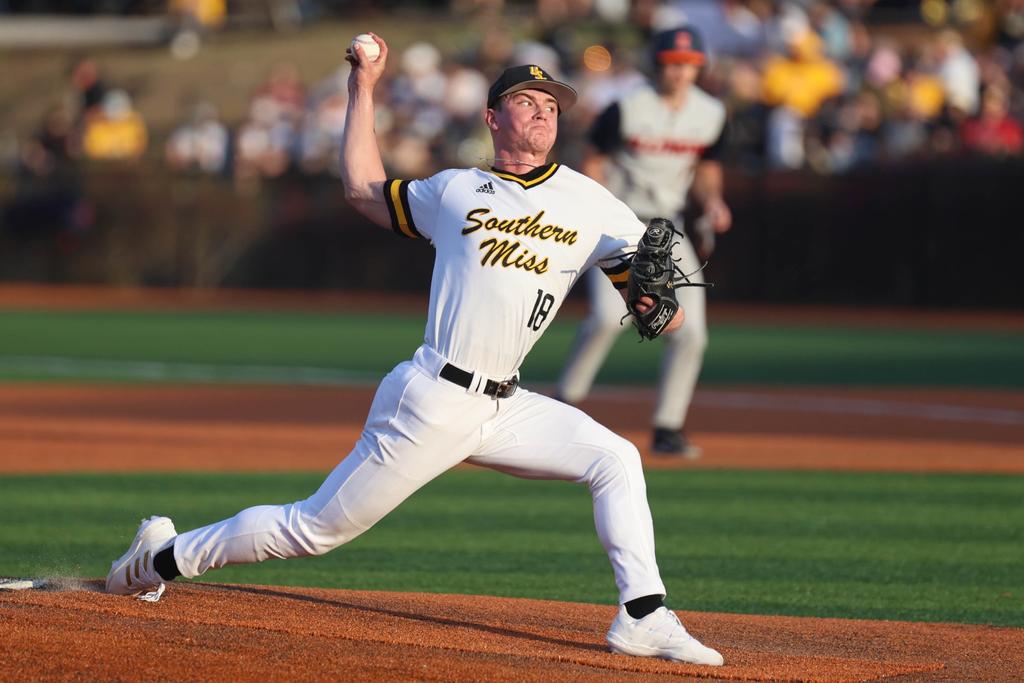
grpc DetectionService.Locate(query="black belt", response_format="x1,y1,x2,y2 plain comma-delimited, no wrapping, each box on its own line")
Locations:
440,363,518,399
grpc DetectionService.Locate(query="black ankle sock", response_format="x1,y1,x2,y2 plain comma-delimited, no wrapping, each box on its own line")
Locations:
624,594,664,619
153,544,181,582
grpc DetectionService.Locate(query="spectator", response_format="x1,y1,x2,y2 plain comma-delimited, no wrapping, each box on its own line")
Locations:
824,89,884,172
165,102,230,175
763,25,845,120
936,29,981,116
389,42,447,123
862,39,903,94
299,67,350,176
256,62,307,125
994,0,1024,51
809,1,852,61
884,61,945,160
762,24,845,168
20,103,74,177
960,84,1023,154
903,58,946,121
720,57,768,170
234,96,296,182
169,0,226,31
81,90,148,161
443,61,490,125
842,21,874,94
230,63,308,183
68,57,107,122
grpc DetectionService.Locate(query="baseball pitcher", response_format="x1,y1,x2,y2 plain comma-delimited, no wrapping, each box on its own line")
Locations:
105,33,724,667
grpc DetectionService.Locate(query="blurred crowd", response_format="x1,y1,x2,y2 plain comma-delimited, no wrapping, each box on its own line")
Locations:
12,0,1024,189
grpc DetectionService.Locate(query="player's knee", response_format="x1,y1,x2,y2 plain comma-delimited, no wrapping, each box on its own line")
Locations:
588,439,645,493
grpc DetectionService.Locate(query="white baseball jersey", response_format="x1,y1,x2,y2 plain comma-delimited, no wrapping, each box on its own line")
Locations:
383,163,647,379
173,163,672,609
592,84,727,220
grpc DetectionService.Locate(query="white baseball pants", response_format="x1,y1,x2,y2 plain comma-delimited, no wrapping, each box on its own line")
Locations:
557,234,707,430
173,344,668,604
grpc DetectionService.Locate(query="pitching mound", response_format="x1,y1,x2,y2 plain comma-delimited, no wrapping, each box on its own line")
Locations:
2,582,1020,681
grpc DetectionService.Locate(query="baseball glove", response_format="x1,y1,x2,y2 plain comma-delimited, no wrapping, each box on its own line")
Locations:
626,218,713,341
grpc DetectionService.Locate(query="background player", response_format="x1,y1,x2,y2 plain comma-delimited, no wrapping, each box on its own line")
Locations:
557,26,732,458
104,33,725,667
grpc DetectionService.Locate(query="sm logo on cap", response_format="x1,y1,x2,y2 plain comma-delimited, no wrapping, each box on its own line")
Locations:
675,32,693,50
529,66,547,80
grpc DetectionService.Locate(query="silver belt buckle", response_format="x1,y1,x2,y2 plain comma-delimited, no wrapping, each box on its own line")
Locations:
495,378,518,399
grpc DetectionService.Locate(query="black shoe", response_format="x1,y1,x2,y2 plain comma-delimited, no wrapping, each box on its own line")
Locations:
652,428,702,459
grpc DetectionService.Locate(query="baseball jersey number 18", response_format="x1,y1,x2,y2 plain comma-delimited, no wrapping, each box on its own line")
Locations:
527,289,555,331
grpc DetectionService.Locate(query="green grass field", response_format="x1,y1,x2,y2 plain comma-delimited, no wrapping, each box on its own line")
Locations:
1,469,1021,626
2,308,1023,387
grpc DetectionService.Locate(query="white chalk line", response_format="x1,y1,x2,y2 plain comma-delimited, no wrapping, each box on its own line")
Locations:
1,356,1022,427
0,577,100,592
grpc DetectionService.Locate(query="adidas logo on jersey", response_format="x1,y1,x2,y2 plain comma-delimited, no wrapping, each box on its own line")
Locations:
475,181,495,194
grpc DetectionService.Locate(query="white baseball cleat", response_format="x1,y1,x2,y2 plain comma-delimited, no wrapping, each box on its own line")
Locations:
606,606,724,666
106,516,177,597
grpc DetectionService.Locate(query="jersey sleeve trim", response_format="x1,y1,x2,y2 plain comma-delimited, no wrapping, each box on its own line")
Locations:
383,179,423,239
600,260,631,290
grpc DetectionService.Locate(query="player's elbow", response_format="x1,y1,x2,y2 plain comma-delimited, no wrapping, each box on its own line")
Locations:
342,175,387,206
342,190,392,230
342,180,371,204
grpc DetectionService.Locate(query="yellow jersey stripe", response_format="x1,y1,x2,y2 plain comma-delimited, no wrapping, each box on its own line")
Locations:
390,181,417,238
603,267,630,290
384,179,421,239
491,163,559,189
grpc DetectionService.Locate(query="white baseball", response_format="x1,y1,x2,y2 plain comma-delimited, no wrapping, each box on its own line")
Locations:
350,33,380,62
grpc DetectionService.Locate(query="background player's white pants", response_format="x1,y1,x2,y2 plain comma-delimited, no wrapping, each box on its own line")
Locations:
173,345,668,604
558,234,707,430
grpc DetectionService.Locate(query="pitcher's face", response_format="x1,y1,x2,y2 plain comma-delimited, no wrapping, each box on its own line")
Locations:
486,89,559,156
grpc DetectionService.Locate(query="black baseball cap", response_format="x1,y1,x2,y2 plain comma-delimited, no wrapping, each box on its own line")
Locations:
652,26,706,66
487,65,578,114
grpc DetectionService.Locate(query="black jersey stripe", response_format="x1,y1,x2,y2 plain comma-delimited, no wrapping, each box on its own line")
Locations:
601,259,631,290
601,260,631,275
384,179,423,239
383,179,402,236
604,269,629,289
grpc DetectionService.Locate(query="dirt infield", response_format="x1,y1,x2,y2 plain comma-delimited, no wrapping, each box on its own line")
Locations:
1,384,1021,473
3,581,1023,682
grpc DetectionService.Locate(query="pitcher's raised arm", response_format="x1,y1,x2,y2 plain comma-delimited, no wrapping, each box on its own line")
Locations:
340,32,391,228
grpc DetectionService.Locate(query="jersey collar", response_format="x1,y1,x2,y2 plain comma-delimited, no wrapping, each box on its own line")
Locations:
489,162,559,189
